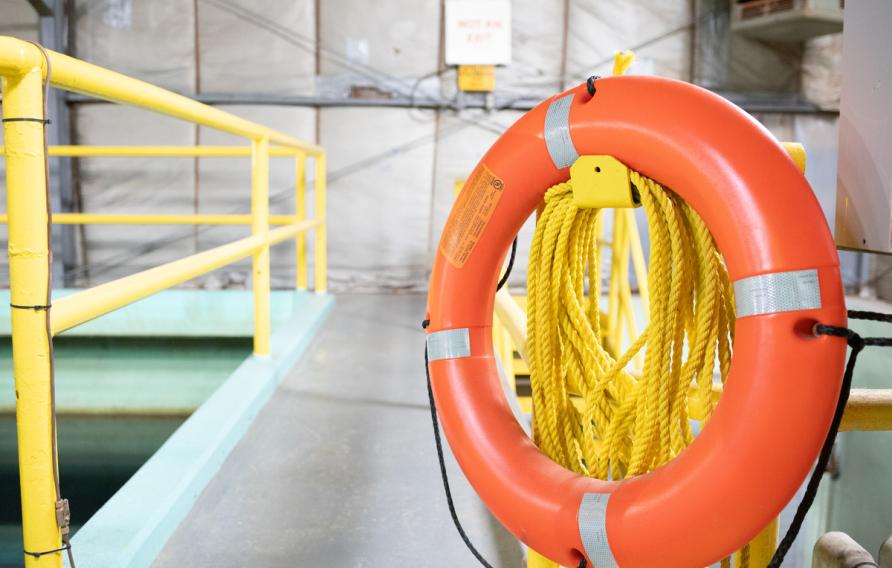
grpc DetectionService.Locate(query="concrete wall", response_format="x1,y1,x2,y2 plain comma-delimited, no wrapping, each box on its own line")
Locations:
0,0,851,293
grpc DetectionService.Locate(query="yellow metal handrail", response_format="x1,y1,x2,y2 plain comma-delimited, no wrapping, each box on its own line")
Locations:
0,35,327,567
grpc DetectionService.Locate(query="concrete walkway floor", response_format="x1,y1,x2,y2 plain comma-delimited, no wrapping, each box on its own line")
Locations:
154,293,524,567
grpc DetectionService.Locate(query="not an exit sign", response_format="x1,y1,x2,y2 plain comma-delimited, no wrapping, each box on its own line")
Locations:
444,0,512,66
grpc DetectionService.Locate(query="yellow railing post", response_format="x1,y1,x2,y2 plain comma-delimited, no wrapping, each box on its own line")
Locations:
295,152,308,290
2,59,63,567
314,154,327,293
251,137,271,355
736,517,778,567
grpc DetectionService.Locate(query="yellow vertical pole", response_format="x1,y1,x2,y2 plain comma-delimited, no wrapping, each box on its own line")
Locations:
2,67,63,567
314,153,327,293
735,518,778,567
251,137,271,355
295,152,308,290
501,323,516,393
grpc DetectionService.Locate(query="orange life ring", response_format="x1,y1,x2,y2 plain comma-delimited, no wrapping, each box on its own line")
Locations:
425,76,847,568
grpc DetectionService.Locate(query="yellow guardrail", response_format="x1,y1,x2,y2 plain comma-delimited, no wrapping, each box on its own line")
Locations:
0,35,326,567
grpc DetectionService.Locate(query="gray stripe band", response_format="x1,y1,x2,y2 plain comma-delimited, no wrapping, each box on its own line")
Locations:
734,269,821,318
426,328,471,361
578,493,618,568
544,94,579,169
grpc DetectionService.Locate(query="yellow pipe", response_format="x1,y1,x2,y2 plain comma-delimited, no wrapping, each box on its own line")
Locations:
0,37,322,154
50,220,313,335
493,288,529,364
837,388,892,431
251,138,271,356
736,518,778,567
0,213,300,225
314,154,327,293
295,154,308,290
687,384,892,432
0,145,304,157
2,63,63,567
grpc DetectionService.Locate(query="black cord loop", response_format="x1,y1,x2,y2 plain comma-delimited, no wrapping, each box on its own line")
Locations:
768,309,892,568
24,543,70,558
585,75,600,96
10,303,51,310
2,117,52,124
496,237,517,292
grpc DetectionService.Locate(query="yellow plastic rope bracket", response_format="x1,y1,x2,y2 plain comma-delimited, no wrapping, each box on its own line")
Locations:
569,155,642,209
781,142,807,174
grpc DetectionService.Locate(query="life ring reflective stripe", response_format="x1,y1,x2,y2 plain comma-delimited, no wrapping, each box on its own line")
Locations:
425,76,846,568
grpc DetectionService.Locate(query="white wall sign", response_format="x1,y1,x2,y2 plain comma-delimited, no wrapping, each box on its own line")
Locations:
444,0,512,66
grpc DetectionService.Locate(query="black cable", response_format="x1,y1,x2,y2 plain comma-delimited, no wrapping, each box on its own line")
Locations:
424,232,590,568
424,338,588,568
423,338,496,568
768,309,892,568
496,238,517,292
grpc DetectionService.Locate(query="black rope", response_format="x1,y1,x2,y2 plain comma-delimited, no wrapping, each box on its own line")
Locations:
768,309,892,568
2,117,51,124
23,543,70,558
423,341,496,568
496,237,517,292
10,303,51,310
585,75,600,97
424,337,588,568
425,234,604,568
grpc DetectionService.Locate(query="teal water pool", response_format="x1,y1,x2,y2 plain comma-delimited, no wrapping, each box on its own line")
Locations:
0,335,251,567
0,289,332,567
0,416,187,567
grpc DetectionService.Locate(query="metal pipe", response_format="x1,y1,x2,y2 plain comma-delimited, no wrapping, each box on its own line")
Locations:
314,154,327,293
0,36,323,154
879,535,892,568
0,213,303,225
295,154,308,290
50,220,314,336
0,144,305,157
736,519,778,568
62,90,838,115
813,532,877,568
251,138,271,355
2,58,63,568
839,389,892,431
493,288,528,363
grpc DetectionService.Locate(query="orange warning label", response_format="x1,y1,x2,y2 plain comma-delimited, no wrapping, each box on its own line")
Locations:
441,162,505,268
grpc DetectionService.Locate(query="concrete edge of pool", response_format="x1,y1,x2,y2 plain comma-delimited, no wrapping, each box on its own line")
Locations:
65,291,334,568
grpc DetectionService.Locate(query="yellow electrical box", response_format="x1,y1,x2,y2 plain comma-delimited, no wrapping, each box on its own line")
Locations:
457,64,496,92
570,155,641,209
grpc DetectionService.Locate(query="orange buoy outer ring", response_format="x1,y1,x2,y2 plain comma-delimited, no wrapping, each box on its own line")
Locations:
425,76,846,568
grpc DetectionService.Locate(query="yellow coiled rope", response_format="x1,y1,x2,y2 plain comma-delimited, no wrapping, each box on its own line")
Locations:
526,173,735,481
